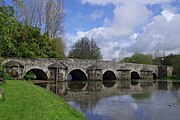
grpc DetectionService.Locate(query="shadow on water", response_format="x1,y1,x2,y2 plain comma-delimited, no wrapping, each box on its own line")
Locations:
131,80,139,86
158,81,168,90
67,81,87,90
103,80,116,88
103,70,116,89
172,81,180,90
131,71,140,86
36,80,180,120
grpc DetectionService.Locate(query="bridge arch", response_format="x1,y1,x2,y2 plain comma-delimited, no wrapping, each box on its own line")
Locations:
131,71,140,86
67,69,87,81
153,73,158,79
103,70,116,88
103,70,116,80
24,68,48,80
67,69,87,90
131,71,140,80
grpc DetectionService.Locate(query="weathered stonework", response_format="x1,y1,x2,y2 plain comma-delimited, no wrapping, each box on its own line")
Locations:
140,70,153,79
48,62,68,82
3,60,24,79
86,81,102,91
0,78,4,84
116,70,131,80
87,64,103,80
167,66,173,76
2,58,173,81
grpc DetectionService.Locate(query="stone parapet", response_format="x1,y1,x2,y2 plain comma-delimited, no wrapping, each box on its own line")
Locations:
2,58,173,81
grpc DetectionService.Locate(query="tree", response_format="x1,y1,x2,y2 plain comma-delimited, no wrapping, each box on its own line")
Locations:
122,53,153,64
153,54,180,75
68,37,102,59
54,38,65,58
12,0,65,38
0,3,61,58
14,25,59,58
0,7,18,57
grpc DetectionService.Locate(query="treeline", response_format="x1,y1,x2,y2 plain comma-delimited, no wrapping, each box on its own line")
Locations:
122,53,180,76
0,0,65,58
153,54,180,76
0,0,102,59
122,53,153,65
68,37,102,59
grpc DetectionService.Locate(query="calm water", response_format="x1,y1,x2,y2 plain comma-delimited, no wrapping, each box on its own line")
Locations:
45,80,180,120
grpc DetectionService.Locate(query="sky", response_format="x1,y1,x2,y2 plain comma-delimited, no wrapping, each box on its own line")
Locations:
64,0,180,60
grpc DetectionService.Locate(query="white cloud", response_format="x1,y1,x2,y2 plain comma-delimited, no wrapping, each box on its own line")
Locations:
161,10,175,22
80,0,120,6
65,33,79,56
76,27,133,59
109,2,151,36
88,10,104,20
80,0,172,6
129,33,139,40
75,10,104,21
66,0,180,60
72,1,153,59
127,11,180,54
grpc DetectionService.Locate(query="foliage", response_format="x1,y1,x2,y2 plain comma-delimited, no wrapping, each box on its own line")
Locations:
14,25,59,58
12,0,65,38
0,4,65,58
0,9,18,57
153,54,180,75
0,80,86,120
122,53,153,64
2,72,15,80
24,71,36,80
54,38,65,58
166,75,180,80
68,37,102,59
0,57,3,71
0,0,14,17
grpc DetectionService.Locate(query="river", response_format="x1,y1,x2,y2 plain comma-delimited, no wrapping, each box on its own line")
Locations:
43,80,180,120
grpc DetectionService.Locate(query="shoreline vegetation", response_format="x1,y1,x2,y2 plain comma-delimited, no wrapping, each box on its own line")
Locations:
166,75,180,80
0,80,86,120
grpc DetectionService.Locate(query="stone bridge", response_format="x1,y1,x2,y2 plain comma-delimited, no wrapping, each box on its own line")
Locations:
2,58,173,81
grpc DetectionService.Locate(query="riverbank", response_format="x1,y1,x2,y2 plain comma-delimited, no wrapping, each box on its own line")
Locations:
166,75,180,80
0,80,86,120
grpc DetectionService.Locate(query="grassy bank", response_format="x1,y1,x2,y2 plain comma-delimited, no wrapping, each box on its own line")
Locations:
0,80,86,120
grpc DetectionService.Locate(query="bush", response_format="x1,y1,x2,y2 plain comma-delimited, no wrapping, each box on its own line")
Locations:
166,75,180,80
0,71,15,81
3,73,15,80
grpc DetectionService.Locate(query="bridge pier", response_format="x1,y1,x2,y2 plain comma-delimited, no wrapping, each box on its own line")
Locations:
140,70,153,79
3,60,24,79
48,62,67,82
86,81,102,91
2,58,173,82
116,69,131,80
87,64,103,81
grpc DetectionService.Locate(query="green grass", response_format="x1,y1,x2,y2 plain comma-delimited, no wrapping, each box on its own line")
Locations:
0,80,86,120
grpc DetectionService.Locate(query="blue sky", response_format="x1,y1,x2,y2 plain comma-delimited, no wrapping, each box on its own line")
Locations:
4,0,180,60
64,0,114,34
64,0,180,60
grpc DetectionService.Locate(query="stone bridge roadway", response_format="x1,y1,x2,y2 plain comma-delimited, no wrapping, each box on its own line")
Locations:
2,58,173,81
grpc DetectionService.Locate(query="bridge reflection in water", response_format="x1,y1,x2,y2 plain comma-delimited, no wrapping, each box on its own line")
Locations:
37,80,180,120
